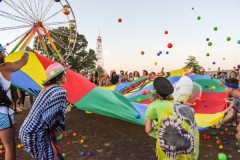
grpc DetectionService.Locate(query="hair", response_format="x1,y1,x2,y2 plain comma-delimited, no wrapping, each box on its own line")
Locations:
43,72,65,86
143,70,148,75
229,71,237,78
151,92,173,101
225,78,239,86
0,51,5,64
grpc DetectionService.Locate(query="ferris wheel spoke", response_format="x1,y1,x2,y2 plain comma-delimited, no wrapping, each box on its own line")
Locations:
0,11,31,24
23,0,38,21
6,0,35,23
3,0,33,23
39,0,45,21
44,21,69,26
0,24,32,31
40,0,54,21
48,31,68,49
43,9,64,23
46,27,72,39
5,27,34,47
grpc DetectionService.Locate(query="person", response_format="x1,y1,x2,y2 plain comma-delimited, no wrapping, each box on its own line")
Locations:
99,73,111,86
145,77,199,160
17,88,26,110
110,70,119,85
0,44,30,160
19,62,69,160
79,69,86,78
213,78,240,153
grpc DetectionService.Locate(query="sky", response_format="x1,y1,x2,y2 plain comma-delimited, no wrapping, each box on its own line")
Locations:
1,0,240,75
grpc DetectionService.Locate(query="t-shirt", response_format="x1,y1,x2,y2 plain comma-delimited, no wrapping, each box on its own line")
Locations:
145,100,199,160
233,98,240,113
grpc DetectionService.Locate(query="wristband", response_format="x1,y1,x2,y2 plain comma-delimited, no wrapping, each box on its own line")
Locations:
24,51,30,55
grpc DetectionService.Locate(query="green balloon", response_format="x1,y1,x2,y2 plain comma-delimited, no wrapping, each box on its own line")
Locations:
137,98,142,103
218,153,227,160
92,70,96,75
226,37,231,41
197,16,201,20
206,53,210,56
208,42,212,46
214,27,218,31
62,153,67,158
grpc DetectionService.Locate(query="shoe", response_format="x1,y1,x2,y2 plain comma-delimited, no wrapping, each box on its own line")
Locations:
211,122,221,129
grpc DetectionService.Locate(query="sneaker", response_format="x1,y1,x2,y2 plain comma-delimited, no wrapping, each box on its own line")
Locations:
211,122,221,129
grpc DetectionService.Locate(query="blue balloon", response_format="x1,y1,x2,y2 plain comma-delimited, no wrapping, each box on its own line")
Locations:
166,51,169,54
80,152,85,156
212,62,216,65
238,40,240,44
135,114,140,119
159,51,162,54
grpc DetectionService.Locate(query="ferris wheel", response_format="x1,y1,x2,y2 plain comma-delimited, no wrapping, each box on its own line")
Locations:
0,0,77,63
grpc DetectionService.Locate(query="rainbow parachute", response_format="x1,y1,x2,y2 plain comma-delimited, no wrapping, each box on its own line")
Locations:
6,51,227,129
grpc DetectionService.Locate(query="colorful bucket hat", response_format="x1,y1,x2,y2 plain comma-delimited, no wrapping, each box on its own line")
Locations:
42,63,69,85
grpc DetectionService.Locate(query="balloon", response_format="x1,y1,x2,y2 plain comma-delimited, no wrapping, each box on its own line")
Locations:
164,31,168,34
154,62,157,65
212,62,216,65
218,153,227,160
166,51,169,54
167,43,173,48
87,152,92,156
206,38,209,41
137,98,142,103
208,42,212,46
223,58,225,60
192,7,194,10
238,40,240,44
206,53,210,57
214,27,218,31
159,51,162,54
80,152,85,156
140,51,144,55
135,114,141,119
118,18,122,23
62,153,67,158
142,91,147,95
197,16,201,20
226,37,231,41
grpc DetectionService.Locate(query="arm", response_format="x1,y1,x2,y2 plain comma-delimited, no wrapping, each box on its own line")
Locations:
4,46,31,73
145,119,152,133
221,108,235,124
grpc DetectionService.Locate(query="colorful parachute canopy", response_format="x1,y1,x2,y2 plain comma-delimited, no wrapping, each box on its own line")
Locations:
6,51,227,129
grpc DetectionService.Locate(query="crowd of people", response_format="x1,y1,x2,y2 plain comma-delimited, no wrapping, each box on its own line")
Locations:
79,68,165,86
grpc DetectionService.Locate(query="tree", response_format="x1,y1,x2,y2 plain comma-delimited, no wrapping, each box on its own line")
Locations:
33,26,97,72
183,55,202,73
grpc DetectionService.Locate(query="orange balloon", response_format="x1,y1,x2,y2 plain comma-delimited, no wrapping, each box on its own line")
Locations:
118,18,122,23
141,51,144,55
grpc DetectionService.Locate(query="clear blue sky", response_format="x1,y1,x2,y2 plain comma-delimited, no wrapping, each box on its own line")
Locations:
1,0,240,74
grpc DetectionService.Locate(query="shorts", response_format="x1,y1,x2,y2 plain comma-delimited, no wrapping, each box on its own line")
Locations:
0,113,14,130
